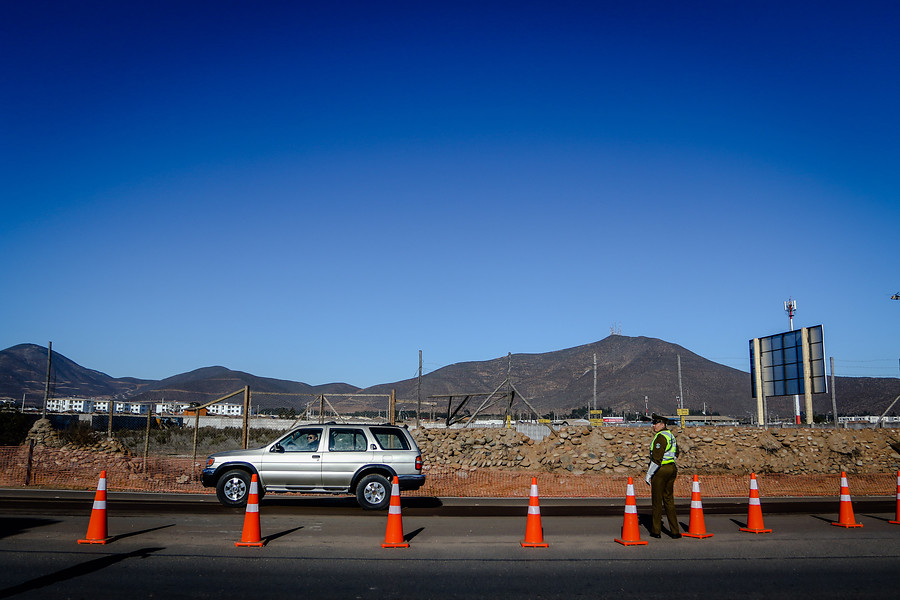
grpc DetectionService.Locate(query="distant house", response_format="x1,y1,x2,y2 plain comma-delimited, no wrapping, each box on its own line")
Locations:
46,397,94,413
208,402,243,416
155,401,192,415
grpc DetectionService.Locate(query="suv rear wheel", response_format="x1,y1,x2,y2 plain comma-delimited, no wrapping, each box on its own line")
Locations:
216,469,252,507
356,473,391,510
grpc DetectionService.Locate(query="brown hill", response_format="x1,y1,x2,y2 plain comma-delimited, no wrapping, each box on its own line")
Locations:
125,366,359,411
0,344,151,402
359,336,900,421
2,339,897,420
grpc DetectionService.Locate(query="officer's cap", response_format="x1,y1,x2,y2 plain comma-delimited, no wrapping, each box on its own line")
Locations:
651,413,669,425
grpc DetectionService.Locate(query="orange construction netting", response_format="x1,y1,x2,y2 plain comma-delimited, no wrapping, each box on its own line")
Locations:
0,446,895,498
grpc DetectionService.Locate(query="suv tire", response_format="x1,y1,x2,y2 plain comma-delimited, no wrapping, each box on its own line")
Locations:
356,473,391,510
216,469,252,507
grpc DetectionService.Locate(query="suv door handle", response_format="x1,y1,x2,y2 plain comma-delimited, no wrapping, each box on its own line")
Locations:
312,455,320,459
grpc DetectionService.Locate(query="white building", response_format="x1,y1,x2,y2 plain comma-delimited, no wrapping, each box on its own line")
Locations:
838,415,900,424
208,402,243,416
46,397,94,413
155,401,192,415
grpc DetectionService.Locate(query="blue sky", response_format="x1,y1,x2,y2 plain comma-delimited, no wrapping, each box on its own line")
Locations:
2,1,898,387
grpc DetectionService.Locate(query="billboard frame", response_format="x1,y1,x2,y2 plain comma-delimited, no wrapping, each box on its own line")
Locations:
750,325,826,426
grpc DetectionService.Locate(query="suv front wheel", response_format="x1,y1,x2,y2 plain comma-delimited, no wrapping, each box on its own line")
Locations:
216,469,252,507
356,473,391,510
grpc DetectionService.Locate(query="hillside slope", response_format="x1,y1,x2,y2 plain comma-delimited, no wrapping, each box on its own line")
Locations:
2,339,897,418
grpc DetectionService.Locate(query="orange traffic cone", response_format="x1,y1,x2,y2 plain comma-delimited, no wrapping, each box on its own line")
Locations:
890,471,900,525
614,477,648,546
521,477,549,548
831,471,863,528
739,473,772,534
382,476,409,548
683,474,713,539
235,474,265,547
78,470,112,544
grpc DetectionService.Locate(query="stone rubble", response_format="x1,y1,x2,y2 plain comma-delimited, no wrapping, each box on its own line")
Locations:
25,418,132,455
412,425,900,476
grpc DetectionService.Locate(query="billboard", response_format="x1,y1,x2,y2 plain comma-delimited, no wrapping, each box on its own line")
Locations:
750,325,826,398
749,325,826,426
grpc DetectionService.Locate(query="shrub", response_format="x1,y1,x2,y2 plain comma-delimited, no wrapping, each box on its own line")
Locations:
60,421,100,446
0,411,38,445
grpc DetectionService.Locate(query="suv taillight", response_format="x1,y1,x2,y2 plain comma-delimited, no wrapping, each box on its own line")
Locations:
415,455,422,470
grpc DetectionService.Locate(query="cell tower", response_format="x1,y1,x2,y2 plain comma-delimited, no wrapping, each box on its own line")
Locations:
784,297,796,330
784,297,800,425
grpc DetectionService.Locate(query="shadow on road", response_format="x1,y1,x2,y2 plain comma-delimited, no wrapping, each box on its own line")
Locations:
110,523,175,543
259,496,445,510
264,526,303,544
0,517,61,540
0,547,164,599
404,526,425,542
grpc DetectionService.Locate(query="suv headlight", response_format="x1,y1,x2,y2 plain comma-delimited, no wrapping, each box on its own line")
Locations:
205,457,216,468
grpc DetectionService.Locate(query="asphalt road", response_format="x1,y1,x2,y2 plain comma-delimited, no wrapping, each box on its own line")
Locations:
1,490,898,599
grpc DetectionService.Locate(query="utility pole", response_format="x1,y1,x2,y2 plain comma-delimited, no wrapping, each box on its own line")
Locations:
677,354,684,410
417,350,422,427
830,356,840,429
592,353,597,413
42,341,52,418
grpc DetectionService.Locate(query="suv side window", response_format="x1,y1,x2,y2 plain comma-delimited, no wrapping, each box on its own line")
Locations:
370,427,410,450
280,428,323,452
328,428,368,452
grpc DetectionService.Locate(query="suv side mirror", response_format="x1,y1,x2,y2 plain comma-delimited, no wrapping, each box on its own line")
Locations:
271,443,284,453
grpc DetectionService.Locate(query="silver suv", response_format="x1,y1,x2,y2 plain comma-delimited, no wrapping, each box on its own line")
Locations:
201,423,425,510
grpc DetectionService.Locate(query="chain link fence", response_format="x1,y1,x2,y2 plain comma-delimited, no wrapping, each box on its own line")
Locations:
1,445,895,498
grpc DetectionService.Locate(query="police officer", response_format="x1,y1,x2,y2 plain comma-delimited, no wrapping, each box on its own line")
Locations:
645,413,681,538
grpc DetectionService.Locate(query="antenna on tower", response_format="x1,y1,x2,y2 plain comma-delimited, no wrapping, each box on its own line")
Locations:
784,297,800,425
784,297,797,330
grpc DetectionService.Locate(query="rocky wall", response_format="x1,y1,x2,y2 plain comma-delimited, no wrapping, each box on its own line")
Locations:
411,426,900,476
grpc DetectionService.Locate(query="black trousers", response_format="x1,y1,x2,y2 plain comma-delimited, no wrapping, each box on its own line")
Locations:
651,463,679,535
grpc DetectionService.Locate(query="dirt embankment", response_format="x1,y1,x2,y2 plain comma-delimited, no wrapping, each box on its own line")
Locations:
412,426,900,476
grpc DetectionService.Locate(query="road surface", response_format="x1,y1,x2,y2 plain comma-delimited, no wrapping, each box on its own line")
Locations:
0,490,897,599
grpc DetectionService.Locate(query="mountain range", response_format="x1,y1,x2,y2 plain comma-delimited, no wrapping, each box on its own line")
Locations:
1,338,898,420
